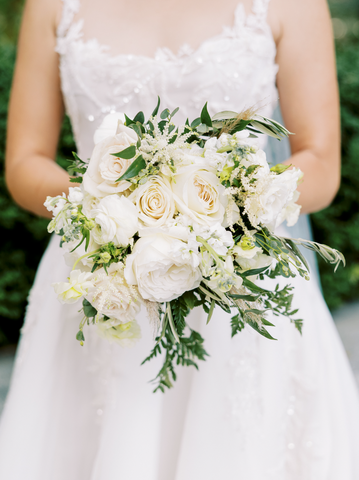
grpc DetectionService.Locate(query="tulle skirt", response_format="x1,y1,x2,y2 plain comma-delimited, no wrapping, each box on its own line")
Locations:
0,227,359,480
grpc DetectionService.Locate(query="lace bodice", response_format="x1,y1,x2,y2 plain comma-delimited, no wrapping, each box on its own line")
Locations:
56,0,278,160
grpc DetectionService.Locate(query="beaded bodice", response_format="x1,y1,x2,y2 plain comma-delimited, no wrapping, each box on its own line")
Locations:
56,0,278,160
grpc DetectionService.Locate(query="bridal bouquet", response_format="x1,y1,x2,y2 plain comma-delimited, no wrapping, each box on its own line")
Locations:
45,99,344,392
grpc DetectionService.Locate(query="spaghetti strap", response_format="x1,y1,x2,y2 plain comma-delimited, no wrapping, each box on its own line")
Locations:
57,0,81,39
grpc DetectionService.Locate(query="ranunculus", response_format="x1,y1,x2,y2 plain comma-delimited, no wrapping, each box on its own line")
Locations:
130,175,175,228
171,164,228,226
68,186,84,205
87,264,142,323
92,195,139,246
97,318,141,347
124,233,202,303
52,270,93,304
83,124,138,198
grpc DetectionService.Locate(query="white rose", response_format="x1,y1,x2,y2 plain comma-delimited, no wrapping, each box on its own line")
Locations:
130,175,175,228
171,164,228,226
97,318,141,348
67,186,84,205
124,234,202,303
93,112,126,144
87,264,142,323
83,125,138,198
52,270,93,304
92,195,139,246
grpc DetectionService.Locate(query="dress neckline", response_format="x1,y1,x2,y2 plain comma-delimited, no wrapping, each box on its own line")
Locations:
56,2,275,63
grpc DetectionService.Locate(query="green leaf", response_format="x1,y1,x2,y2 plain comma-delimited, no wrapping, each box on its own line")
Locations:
247,320,277,340
200,102,212,127
170,107,179,117
124,114,135,126
242,277,271,294
133,111,145,124
111,145,136,159
230,119,251,134
70,177,82,183
129,123,142,139
206,299,215,324
211,110,238,121
229,293,260,302
117,155,146,181
152,96,161,117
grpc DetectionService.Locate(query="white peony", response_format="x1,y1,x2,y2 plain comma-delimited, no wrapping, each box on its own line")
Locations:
130,175,175,228
124,233,202,303
92,195,139,246
52,270,93,304
97,318,141,348
83,124,138,198
171,164,228,226
67,186,84,205
82,192,100,219
87,264,142,323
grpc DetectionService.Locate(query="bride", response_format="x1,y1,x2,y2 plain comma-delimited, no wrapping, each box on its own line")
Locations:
1,0,359,478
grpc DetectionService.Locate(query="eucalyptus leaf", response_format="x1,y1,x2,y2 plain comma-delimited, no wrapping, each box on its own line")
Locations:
133,111,145,124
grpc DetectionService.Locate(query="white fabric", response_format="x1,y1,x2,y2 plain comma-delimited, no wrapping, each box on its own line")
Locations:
1,1,359,479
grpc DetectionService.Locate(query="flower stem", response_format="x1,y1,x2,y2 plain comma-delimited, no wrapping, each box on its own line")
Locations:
72,249,100,271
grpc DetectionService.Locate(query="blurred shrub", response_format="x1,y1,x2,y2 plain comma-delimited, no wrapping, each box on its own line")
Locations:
311,32,359,309
0,43,75,345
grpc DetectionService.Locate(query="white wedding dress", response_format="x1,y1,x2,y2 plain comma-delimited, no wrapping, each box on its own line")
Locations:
1,1,359,478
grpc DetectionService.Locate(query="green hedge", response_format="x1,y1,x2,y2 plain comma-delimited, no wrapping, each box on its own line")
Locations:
0,9,359,345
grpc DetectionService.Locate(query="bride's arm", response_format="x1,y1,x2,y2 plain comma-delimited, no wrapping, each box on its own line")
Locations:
5,0,75,219
273,0,340,214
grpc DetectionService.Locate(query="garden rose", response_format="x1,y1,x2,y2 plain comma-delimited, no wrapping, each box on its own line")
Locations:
124,233,202,303
87,264,141,323
92,195,139,246
130,175,175,228
171,164,228,226
83,124,138,198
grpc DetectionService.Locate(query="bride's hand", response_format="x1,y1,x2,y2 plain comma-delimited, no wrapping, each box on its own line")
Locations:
5,0,74,219
274,0,341,214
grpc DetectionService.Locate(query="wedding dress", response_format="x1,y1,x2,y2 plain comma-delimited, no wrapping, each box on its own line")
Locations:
1,1,359,479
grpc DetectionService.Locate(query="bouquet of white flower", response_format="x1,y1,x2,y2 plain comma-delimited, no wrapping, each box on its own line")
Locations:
45,99,344,392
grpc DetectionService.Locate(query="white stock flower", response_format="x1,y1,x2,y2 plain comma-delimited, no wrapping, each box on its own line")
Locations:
92,195,139,246
52,270,93,304
241,148,269,178
193,223,234,257
171,164,228,226
130,175,175,228
124,233,202,303
44,194,67,217
61,237,99,270
87,264,142,324
93,112,126,144
97,318,141,348
83,125,138,198
67,186,84,205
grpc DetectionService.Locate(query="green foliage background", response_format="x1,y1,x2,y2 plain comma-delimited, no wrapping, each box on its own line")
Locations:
0,0,358,345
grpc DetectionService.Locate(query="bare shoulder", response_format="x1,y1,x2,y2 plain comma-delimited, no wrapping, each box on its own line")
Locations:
21,0,63,36
267,0,332,45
